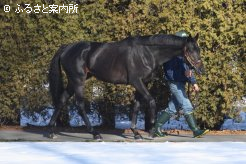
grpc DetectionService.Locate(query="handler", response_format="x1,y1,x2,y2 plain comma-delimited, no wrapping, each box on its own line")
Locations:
153,30,209,138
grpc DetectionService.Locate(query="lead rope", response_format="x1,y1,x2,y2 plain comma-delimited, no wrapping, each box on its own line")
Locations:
188,83,199,110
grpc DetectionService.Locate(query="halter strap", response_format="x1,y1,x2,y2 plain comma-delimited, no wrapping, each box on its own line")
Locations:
183,46,201,70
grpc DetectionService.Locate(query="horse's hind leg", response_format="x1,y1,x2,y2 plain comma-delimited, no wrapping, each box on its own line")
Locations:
48,84,74,138
73,80,102,140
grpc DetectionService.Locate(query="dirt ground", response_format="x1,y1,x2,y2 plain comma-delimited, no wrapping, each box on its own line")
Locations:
1,125,246,136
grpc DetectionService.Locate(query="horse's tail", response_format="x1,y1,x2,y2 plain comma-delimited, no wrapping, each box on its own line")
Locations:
48,45,67,107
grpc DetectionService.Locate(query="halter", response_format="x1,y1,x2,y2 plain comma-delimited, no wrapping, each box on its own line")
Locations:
183,46,201,71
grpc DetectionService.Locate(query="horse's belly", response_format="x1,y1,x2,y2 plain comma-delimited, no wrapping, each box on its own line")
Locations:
91,68,128,84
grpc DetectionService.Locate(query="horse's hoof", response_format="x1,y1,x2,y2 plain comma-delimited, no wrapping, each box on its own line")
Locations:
148,133,154,139
48,133,57,139
94,134,103,141
148,129,155,138
134,134,143,140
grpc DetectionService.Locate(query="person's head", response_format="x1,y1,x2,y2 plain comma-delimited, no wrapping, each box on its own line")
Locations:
175,30,205,74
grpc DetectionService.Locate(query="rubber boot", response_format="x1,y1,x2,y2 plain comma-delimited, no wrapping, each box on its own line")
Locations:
153,111,170,137
185,113,209,138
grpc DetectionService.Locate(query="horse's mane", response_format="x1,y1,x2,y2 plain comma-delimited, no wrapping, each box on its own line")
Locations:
90,34,187,48
128,34,187,47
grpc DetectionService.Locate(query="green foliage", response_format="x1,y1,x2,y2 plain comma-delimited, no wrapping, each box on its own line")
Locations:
0,0,244,128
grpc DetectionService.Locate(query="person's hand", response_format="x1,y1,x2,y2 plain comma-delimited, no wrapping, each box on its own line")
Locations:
185,70,193,78
192,84,199,92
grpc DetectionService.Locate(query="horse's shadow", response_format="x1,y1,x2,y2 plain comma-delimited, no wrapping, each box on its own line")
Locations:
23,124,142,141
23,125,191,141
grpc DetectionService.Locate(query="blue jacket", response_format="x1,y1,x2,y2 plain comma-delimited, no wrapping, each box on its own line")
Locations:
163,56,196,84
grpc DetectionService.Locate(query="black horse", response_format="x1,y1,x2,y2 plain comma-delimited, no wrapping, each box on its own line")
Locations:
48,34,204,140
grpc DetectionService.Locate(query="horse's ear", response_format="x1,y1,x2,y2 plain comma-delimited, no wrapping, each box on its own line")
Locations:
194,33,199,41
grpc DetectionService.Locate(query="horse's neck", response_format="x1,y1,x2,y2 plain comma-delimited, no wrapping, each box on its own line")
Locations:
140,35,185,66
154,47,184,66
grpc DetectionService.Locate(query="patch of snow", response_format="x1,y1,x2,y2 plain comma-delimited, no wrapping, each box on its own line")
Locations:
20,97,246,130
0,142,246,164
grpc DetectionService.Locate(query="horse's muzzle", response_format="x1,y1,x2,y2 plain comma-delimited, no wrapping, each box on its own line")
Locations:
197,67,205,75
193,61,205,75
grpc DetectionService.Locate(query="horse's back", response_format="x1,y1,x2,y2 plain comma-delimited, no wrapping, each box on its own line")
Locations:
86,41,131,83
58,36,157,84
58,40,129,84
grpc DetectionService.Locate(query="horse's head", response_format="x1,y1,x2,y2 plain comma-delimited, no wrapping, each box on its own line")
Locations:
184,34,205,75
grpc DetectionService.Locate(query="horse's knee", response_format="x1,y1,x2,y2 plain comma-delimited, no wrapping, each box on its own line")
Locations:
133,100,140,111
149,99,156,109
134,100,140,107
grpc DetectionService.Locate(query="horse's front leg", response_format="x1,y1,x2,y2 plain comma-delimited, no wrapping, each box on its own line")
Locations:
131,79,156,139
130,97,143,140
149,99,156,127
